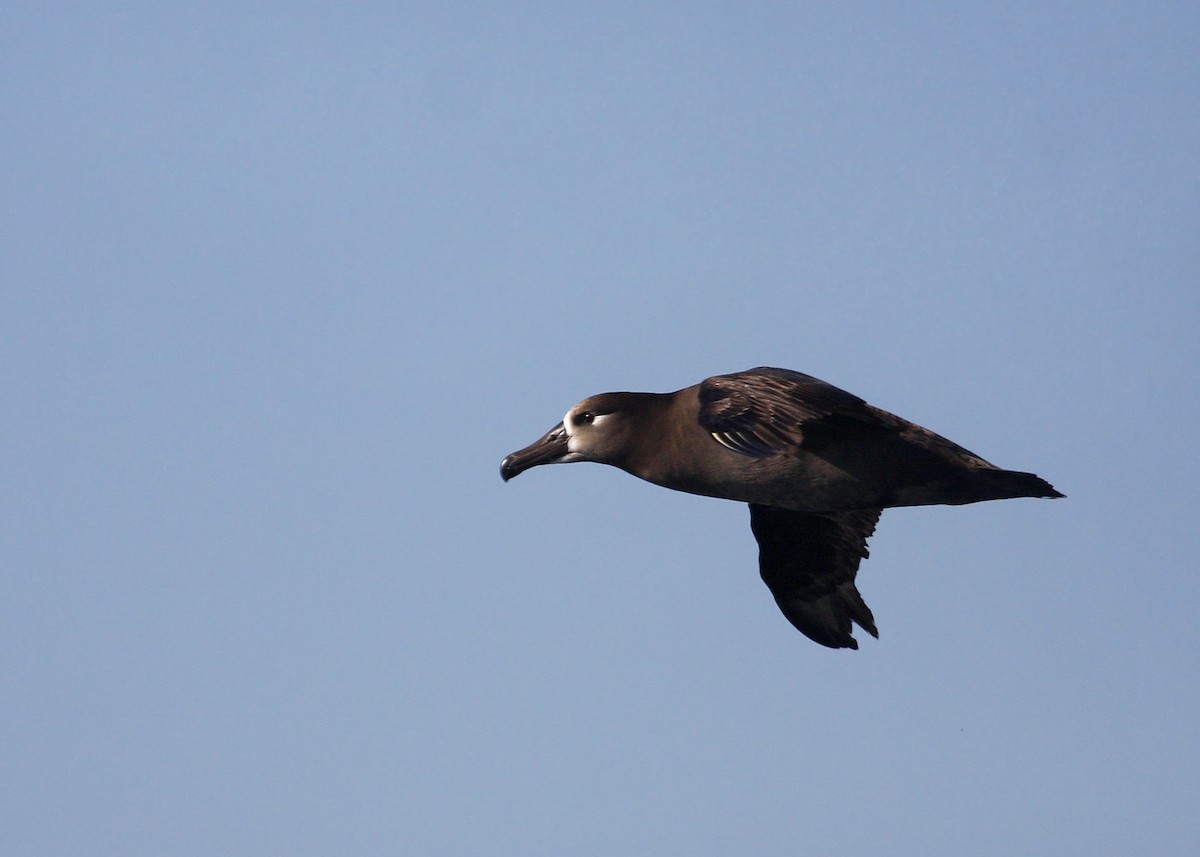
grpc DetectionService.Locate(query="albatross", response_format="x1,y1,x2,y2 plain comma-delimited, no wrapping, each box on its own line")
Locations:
500,367,1062,649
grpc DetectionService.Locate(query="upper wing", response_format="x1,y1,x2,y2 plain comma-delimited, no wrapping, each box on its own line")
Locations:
749,504,882,649
697,367,867,457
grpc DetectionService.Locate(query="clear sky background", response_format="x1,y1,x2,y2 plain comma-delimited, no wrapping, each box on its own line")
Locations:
3,3,1198,855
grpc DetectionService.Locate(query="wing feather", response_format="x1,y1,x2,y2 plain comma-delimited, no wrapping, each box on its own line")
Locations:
749,504,882,649
698,367,867,458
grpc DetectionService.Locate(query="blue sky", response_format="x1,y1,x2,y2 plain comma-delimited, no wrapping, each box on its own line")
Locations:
3,3,1198,854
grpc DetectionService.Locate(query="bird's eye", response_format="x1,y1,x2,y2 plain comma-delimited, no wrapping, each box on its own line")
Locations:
575,411,595,425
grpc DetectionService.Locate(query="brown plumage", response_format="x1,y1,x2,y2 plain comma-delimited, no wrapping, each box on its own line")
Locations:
501,367,1063,649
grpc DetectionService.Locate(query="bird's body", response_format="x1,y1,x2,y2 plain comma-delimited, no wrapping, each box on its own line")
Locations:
500,367,1062,649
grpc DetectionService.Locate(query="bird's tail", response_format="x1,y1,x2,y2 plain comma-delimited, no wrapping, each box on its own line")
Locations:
963,468,1064,503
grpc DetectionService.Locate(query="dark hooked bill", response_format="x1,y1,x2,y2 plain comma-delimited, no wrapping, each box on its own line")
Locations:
500,422,569,481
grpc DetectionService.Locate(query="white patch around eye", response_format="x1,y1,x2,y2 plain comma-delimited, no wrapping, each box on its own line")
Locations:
562,409,576,446
563,408,609,454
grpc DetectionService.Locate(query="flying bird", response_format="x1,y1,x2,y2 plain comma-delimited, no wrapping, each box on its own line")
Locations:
500,367,1062,649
